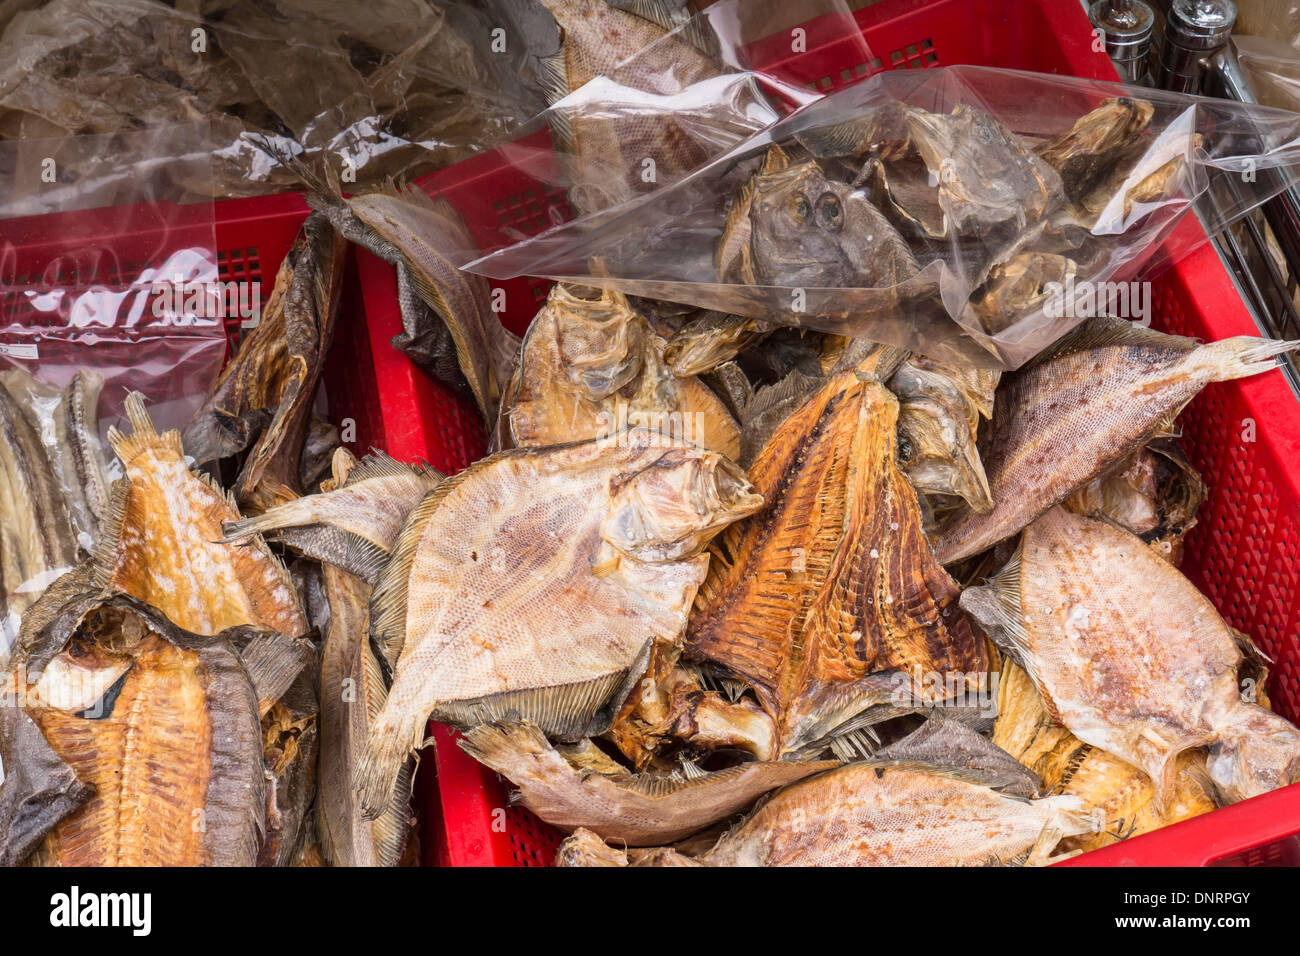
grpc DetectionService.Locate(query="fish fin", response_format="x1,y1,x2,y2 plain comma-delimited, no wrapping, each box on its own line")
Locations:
346,451,443,487
220,497,321,543
107,391,183,463
537,49,575,151
958,546,1045,697
760,143,792,175
230,628,311,718
1025,795,1092,866
609,0,721,59
373,758,415,867
1188,336,1300,383
874,718,1041,797
716,174,756,282
356,709,429,819
436,667,639,743
368,481,458,672
828,727,879,761
87,477,134,592
1028,316,1194,370
859,759,1034,803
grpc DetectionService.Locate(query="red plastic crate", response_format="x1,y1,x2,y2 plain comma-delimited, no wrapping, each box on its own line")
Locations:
344,0,1300,867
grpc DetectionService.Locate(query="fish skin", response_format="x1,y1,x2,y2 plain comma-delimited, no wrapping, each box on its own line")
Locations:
507,283,741,459
98,392,309,639
222,451,443,586
21,595,276,867
962,507,1300,808
689,370,991,755
934,321,1300,565
0,380,77,663
356,429,762,816
536,0,730,214
993,660,1217,854
458,721,835,846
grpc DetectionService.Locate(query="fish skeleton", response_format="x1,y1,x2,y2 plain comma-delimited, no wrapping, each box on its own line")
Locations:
934,319,1300,564
962,507,1300,807
356,428,762,815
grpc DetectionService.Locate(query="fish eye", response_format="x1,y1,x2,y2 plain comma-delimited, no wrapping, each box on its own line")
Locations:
793,195,812,222
816,194,844,232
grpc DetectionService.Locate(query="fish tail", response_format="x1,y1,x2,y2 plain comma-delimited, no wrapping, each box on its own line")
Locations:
356,711,426,820
1026,794,1091,866
219,498,319,543
1198,336,1300,382
107,392,182,463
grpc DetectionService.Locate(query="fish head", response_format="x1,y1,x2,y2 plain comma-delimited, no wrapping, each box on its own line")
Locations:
1208,709,1300,804
550,284,646,399
749,162,894,288
601,442,762,563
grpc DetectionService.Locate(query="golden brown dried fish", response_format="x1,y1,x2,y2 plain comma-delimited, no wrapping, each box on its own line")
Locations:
663,311,769,377
459,721,835,846
993,660,1217,853
935,319,1300,564
96,392,309,639
222,451,443,586
562,757,1087,867
966,252,1078,335
356,429,762,815
688,371,993,756
0,379,77,663
1036,97,1155,204
963,507,1300,806
19,593,304,866
506,283,741,458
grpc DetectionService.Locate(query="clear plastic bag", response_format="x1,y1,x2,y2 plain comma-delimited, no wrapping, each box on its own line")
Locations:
464,65,1300,368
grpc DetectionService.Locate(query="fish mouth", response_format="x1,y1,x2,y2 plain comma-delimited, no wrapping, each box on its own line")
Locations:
695,455,764,530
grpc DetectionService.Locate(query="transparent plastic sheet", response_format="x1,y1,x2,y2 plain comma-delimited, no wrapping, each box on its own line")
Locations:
465,0,869,220
464,65,1300,368
0,0,545,197
1235,35,1300,112
0,122,222,658
1235,0,1300,49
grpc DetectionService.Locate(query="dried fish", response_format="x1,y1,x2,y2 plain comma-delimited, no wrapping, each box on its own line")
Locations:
562,758,1087,867
19,592,305,866
966,252,1077,335
993,660,1217,854
962,507,1300,806
222,450,443,586
935,319,1300,564
459,721,835,846
0,378,77,663
1036,97,1155,204
96,392,309,639
687,371,993,756
356,429,762,815
506,283,741,458
663,311,769,377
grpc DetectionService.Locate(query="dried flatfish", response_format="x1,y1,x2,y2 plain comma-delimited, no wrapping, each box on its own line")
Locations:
993,660,1216,853
459,721,834,846
222,450,443,586
1036,97,1155,204
963,507,1300,806
20,593,305,866
305,179,519,424
0,379,77,663
688,371,993,755
890,358,995,514
356,429,762,815
967,252,1077,335
0,368,110,551
663,311,769,377
96,392,309,639
935,319,1300,564
720,145,919,290
1063,437,1205,565
536,0,732,214
608,639,777,767
506,283,741,458
565,759,1087,867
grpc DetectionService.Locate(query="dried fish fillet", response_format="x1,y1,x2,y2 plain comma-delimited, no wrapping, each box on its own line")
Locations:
507,283,741,458
935,319,1300,564
993,660,1216,853
97,392,309,639
222,451,443,586
357,429,762,815
20,594,300,866
459,721,835,846
963,507,1300,807
688,371,992,755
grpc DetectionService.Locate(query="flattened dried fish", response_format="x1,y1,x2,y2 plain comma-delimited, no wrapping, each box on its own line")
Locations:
663,311,768,377
222,450,443,586
507,283,741,458
935,320,1300,564
967,252,1077,335
97,392,309,639
20,594,300,866
688,371,992,755
0,379,77,662
993,660,1216,853
566,759,1087,867
459,721,835,846
963,508,1300,806
1036,97,1155,204
357,429,762,815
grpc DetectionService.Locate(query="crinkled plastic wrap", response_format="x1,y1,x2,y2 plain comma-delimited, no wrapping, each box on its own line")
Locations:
1235,35,1300,112
0,0,545,197
465,66,1300,368
0,123,222,658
